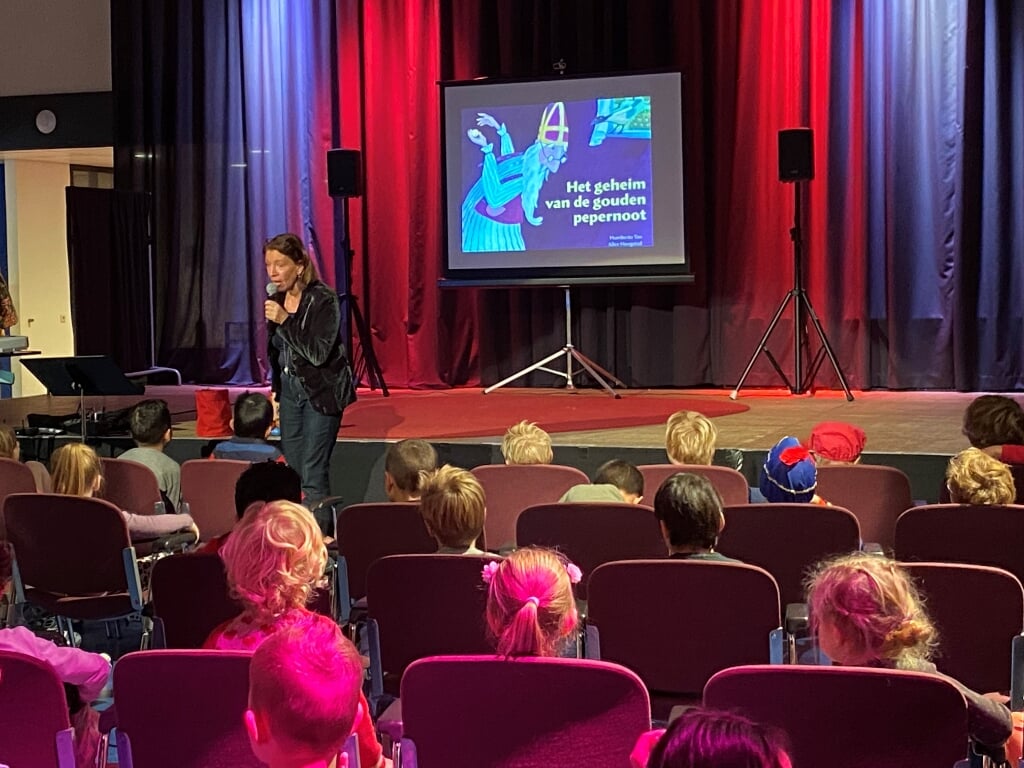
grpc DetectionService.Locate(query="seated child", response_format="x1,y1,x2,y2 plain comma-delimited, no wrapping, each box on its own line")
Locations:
946,447,1016,505
212,393,284,462
51,443,196,542
0,423,51,491
205,499,384,767
501,420,553,465
560,459,644,503
118,399,182,511
759,436,828,505
199,460,303,554
384,439,438,502
633,708,792,768
483,546,581,657
963,395,1024,464
418,465,487,554
653,473,738,561
245,615,365,768
0,542,110,768
807,421,866,465
665,410,717,466
805,553,1012,759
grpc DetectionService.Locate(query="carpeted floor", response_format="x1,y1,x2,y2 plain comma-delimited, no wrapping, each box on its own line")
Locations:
338,389,748,439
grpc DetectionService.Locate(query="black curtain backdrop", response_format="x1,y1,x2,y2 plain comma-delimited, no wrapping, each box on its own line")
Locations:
110,0,1024,390
66,187,151,373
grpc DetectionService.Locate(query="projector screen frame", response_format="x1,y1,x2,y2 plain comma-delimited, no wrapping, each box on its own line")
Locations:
440,69,691,288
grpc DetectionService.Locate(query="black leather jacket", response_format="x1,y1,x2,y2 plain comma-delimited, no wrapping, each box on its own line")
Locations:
268,281,356,416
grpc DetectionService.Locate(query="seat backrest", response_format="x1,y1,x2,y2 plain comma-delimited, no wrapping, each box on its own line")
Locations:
0,457,37,539
336,502,436,603
717,503,861,607
471,464,590,551
703,665,969,768
4,493,133,596
902,562,1024,694
149,553,243,649
113,650,259,768
0,650,75,768
815,464,913,551
895,503,1024,586
366,555,498,684
180,459,251,540
638,464,750,506
515,502,666,599
100,456,163,515
587,560,780,696
400,655,651,768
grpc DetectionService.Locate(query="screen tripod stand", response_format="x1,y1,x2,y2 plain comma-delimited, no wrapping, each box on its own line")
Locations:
483,285,625,398
730,180,853,401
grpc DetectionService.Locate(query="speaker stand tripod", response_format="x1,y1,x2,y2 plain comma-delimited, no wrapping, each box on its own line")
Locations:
312,202,388,397
483,286,625,398
730,181,853,401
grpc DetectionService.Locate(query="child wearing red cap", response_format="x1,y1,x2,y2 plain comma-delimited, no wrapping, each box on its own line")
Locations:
808,422,867,465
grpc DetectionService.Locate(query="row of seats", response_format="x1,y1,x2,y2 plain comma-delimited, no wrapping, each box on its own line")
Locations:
0,455,250,541
0,642,994,767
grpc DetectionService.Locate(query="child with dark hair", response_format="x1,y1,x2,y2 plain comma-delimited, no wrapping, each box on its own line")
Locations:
653,473,737,561
211,393,284,462
560,459,644,503
245,615,365,768
633,708,792,768
118,398,181,510
805,553,1011,759
962,395,1024,465
198,461,303,554
384,439,438,502
0,542,111,768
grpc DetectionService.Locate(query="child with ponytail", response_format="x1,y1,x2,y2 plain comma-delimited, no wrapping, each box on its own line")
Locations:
805,553,1012,759
483,547,581,657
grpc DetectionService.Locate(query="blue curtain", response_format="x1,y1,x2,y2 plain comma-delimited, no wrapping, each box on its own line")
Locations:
113,0,340,384
862,0,1024,389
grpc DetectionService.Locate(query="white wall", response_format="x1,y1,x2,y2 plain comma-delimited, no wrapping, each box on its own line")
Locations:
4,159,76,396
0,0,111,97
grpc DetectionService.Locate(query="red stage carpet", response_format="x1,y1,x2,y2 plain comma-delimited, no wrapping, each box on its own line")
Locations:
339,388,748,439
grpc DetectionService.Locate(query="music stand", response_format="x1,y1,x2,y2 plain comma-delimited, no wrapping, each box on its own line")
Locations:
20,356,144,442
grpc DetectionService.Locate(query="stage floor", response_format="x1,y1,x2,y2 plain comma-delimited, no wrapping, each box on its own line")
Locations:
0,385,984,456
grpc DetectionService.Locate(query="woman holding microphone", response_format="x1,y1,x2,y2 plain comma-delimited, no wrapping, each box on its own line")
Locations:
264,233,355,511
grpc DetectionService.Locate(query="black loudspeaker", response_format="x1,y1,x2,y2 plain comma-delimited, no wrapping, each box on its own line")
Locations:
778,128,814,182
327,149,362,197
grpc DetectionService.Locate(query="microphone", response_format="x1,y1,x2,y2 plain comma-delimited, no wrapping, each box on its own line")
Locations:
266,282,278,298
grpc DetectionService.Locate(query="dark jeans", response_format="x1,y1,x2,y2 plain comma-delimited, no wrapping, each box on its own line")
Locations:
278,372,341,507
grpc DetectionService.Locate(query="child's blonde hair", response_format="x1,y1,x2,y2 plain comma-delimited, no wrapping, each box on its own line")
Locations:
418,465,485,548
805,553,937,669
221,500,326,620
485,547,578,657
665,410,717,465
500,420,553,465
0,425,18,459
51,443,103,497
946,447,1016,505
